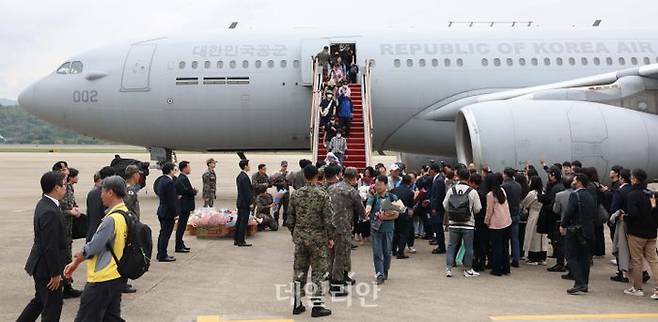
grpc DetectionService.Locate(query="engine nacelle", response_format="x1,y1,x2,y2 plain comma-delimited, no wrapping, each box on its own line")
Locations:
456,100,658,180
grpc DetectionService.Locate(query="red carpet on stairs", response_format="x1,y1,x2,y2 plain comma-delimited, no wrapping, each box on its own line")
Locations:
318,83,367,170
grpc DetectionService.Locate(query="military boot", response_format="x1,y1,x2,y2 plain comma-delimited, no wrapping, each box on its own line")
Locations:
310,297,331,318
292,292,306,315
344,271,356,285
329,281,348,297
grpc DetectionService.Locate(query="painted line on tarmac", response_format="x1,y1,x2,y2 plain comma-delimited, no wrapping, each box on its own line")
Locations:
196,316,293,322
490,313,658,321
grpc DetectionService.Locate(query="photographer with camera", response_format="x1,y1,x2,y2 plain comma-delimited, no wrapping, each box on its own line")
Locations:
559,173,595,295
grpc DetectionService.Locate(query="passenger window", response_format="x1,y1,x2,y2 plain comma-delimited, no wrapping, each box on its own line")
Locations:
506,58,513,66
518,58,526,66
268,60,274,68
593,57,601,66
644,57,651,65
242,60,249,68
493,58,500,67
606,57,613,65
432,58,439,67
444,58,451,67
57,62,71,74
419,58,426,67
481,58,488,66
568,57,576,66
394,59,401,68
70,61,83,74
217,61,224,68
619,57,626,65
407,59,413,67
531,58,538,66
204,61,211,69
178,61,185,69
631,57,638,65
191,61,198,69
230,60,237,69
456,58,463,67
255,60,262,68
280,60,287,68
556,57,563,66
581,57,588,65
293,60,300,68
543,58,551,66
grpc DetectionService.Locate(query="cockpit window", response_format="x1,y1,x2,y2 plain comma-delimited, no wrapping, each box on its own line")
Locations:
56,62,71,74
70,61,83,74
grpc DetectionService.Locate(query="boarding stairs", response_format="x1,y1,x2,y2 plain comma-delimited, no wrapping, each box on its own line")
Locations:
310,59,374,170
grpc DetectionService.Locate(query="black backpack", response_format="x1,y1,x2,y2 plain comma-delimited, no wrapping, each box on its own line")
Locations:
447,186,473,222
107,210,153,280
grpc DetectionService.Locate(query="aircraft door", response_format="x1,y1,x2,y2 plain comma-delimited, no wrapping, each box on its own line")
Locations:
300,39,329,86
121,43,157,92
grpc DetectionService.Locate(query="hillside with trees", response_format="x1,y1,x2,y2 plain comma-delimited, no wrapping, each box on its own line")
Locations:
0,104,106,144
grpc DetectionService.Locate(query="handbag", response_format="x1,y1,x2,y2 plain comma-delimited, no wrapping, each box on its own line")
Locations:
71,214,89,240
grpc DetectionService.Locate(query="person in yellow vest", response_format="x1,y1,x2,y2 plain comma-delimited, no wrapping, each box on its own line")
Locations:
64,175,128,322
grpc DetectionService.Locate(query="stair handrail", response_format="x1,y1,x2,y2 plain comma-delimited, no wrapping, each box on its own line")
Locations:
310,57,323,162
361,59,375,167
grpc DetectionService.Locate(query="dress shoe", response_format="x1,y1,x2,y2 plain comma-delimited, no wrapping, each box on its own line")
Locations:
292,304,306,315
62,287,83,299
344,274,356,286
396,254,409,259
610,273,629,283
561,273,574,280
490,271,503,277
157,256,176,262
175,248,190,253
432,248,446,254
122,284,137,294
236,243,252,247
311,306,332,318
567,286,588,294
547,264,566,272
511,261,519,268
643,271,651,283
182,245,191,251
429,240,439,246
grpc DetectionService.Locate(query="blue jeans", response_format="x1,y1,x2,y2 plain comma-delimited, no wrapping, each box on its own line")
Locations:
511,211,521,263
371,230,393,277
447,228,475,269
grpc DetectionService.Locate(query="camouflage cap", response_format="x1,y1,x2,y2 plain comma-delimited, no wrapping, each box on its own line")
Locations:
281,160,288,167
206,158,217,166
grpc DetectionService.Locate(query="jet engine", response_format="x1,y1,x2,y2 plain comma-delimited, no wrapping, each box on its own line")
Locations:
455,100,658,179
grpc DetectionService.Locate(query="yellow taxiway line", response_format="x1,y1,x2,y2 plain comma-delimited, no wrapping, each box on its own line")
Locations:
490,313,658,321
196,316,292,322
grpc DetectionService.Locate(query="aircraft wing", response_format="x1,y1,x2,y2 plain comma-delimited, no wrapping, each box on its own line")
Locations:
423,63,658,121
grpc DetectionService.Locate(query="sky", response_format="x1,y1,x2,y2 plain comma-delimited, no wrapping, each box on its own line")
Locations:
1,0,656,99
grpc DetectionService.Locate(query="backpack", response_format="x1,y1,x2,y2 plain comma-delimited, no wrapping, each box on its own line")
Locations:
447,186,473,222
107,210,153,280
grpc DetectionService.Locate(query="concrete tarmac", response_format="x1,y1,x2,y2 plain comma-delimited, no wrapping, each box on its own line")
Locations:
1,151,658,322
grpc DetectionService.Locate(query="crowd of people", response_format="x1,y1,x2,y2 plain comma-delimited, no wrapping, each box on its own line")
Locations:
17,154,658,321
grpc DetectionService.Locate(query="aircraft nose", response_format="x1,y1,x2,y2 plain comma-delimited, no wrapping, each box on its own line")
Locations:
17,84,36,113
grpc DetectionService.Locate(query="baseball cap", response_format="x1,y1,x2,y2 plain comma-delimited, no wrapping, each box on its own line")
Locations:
390,163,400,171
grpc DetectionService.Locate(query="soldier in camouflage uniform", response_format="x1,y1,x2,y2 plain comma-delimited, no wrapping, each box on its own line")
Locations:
327,167,365,296
52,162,83,298
251,163,271,191
287,165,335,318
254,185,278,231
270,160,290,225
202,158,217,207
124,165,141,220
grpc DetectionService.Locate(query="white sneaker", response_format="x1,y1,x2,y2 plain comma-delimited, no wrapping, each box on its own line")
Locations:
446,269,453,278
540,261,548,266
464,269,480,277
624,287,645,297
610,259,618,265
526,261,540,266
407,246,417,254
651,292,658,300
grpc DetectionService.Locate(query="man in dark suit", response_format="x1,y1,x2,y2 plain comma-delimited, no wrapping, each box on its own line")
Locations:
429,162,446,254
156,162,179,261
86,166,115,242
235,159,254,247
560,173,596,295
609,168,633,282
175,161,197,253
392,175,415,259
17,171,68,322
